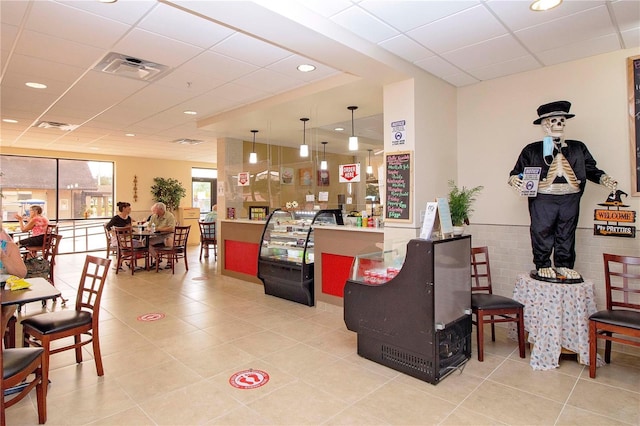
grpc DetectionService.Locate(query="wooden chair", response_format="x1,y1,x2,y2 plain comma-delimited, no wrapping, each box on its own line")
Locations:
24,223,58,260
589,253,640,378
198,221,217,261
20,255,112,397
114,226,149,274
154,225,190,273
103,223,118,257
471,246,526,362
2,297,47,425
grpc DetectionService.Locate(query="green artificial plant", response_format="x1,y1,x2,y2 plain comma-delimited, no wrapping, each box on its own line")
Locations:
150,177,187,211
448,179,484,227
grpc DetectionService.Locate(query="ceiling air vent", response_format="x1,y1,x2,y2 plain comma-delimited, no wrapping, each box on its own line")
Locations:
95,52,169,82
172,138,204,146
36,121,79,131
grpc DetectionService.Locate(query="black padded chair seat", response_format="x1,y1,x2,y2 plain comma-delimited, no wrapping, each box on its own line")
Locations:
21,311,92,335
589,310,640,329
3,347,44,379
472,293,524,310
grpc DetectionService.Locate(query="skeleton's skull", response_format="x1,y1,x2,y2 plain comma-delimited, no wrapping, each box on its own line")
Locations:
541,116,565,137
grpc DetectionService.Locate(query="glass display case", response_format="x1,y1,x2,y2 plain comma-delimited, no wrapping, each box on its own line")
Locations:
257,209,343,306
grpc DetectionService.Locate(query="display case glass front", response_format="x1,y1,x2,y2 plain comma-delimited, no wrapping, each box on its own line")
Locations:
349,240,408,284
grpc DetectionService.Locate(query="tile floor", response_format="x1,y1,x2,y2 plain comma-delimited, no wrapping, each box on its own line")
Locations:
6,251,640,425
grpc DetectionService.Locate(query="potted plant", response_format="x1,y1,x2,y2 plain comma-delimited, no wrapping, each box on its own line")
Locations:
150,177,186,211
448,180,483,234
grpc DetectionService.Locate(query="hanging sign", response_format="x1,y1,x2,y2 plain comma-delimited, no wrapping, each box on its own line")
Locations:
237,172,250,186
339,163,361,183
391,120,406,146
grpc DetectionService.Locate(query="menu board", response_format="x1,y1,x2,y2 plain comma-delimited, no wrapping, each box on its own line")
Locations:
385,151,412,222
628,55,640,195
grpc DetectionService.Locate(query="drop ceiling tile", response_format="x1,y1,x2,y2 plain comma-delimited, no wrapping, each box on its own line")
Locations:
536,33,623,65
138,3,235,49
515,6,617,53
234,69,306,94
208,82,270,105
112,28,203,68
611,1,640,31
1,24,18,53
178,50,258,81
378,35,435,63
210,32,292,68
360,0,479,32
298,0,351,18
175,92,240,117
14,30,107,69
331,5,399,44
5,54,86,87
486,0,604,31
25,1,131,49
153,69,226,94
621,27,640,47
441,73,480,87
443,34,531,70
407,4,507,54
0,0,30,25
57,0,157,26
468,55,541,81
413,56,463,79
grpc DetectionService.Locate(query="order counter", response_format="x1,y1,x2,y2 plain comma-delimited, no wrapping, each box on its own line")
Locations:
219,219,265,284
313,225,383,307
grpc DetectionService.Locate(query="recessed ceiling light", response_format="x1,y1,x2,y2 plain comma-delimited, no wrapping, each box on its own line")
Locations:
25,82,47,89
2,119,18,123
530,0,562,11
334,127,344,132
125,133,135,137
183,110,197,115
297,64,316,72
99,0,118,3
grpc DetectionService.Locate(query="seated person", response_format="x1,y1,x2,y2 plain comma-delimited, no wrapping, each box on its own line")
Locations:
105,201,141,247
0,224,27,278
147,202,176,266
203,204,217,223
13,205,49,248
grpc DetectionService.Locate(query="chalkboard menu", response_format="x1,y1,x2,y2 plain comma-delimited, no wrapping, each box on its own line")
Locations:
385,151,412,222
629,55,640,195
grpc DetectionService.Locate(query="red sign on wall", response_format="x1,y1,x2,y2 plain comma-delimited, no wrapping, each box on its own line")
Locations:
339,163,360,182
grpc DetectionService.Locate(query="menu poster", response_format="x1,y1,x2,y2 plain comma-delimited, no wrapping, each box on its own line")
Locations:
385,151,412,222
628,55,640,195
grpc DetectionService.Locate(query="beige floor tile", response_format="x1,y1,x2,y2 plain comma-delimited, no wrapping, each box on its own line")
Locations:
580,356,640,392
262,342,341,375
173,342,258,378
247,380,347,425
350,379,457,425
441,406,508,425
228,330,298,358
395,366,485,405
555,405,632,426
206,405,277,425
87,407,156,425
487,358,578,403
460,380,564,425
567,378,640,424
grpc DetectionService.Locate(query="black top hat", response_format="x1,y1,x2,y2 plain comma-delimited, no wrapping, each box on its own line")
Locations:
533,100,575,124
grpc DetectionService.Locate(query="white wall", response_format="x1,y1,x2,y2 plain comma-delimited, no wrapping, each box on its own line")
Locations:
458,48,639,227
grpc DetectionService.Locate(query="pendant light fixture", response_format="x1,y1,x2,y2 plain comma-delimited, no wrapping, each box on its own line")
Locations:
320,141,328,170
299,117,309,157
347,105,358,151
366,149,373,174
249,129,258,164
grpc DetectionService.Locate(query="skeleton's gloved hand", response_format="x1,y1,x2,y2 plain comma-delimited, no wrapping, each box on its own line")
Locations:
508,175,523,191
599,174,617,191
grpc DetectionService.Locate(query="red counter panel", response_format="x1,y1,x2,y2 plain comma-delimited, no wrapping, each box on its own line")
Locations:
321,253,354,297
225,240,259,276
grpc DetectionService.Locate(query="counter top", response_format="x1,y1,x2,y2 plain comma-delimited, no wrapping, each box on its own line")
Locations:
220,219,266,224
313,224,384,233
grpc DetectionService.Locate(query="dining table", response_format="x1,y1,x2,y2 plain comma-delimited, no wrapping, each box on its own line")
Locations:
1,277,61,347
509,273,605,370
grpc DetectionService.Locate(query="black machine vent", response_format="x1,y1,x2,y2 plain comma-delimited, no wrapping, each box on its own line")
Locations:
381,344,433,375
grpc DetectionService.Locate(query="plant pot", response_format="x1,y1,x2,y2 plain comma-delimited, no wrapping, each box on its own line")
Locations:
452,226,465,236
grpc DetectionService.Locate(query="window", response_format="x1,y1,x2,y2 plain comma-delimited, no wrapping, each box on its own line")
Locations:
192,168,217,214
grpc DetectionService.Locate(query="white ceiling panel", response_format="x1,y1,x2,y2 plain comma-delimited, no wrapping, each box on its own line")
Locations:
1,0,637,163
25,1,131,49
330,5,399,44
406,5,507,54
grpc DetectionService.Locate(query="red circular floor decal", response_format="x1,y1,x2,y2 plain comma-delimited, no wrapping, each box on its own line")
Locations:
229,369,270,389
137,313,165,322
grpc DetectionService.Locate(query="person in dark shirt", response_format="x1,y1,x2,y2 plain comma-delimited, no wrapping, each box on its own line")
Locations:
105,201,135,246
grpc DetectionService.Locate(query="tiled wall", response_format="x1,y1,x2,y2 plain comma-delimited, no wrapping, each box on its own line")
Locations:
467,223,640,356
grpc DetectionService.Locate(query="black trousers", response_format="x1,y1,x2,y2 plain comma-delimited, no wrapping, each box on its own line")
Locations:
18,234,44,248
528,192,582,269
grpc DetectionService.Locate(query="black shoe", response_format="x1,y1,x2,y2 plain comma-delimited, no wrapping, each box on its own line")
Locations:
150,262,157,268
164,263,172,269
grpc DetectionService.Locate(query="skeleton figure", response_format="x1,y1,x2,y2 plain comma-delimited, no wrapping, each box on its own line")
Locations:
508,101,616,281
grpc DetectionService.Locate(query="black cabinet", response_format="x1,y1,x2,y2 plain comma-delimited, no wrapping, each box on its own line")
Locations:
257,209,342,306
344,236,472,384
